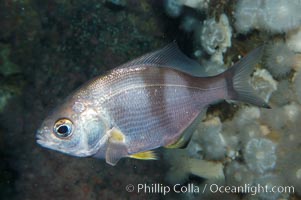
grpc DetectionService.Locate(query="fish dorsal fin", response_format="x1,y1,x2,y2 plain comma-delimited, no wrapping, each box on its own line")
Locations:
119,42,207,77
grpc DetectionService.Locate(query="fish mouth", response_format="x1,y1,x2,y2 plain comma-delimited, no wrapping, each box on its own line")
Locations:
36,130,64,151
36,136,47,147
36,138,45,146
36,129,49,147
36,136,56,150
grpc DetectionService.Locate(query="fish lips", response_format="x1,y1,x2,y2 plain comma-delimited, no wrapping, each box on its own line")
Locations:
36,131,51,148
36,133,66,154
36,128,56,149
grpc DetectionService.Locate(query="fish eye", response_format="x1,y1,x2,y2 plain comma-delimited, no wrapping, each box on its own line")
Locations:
53,118,73,138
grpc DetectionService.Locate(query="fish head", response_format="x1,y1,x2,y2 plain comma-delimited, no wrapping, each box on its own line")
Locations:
36,97,109,157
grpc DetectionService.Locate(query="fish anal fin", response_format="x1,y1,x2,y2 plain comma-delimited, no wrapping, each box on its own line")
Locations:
165,136,187,149
105,128,128,166
165,129,193,149
128,150,157,160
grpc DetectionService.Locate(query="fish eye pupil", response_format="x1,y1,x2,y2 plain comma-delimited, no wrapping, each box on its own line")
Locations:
57,125,69,134
54,118,73,138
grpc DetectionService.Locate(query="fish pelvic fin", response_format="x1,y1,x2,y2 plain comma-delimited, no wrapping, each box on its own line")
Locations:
225,46,271,108
128,150,157,160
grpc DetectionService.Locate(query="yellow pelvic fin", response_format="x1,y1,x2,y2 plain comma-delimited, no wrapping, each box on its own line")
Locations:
128,151,157,160
109,128,125,142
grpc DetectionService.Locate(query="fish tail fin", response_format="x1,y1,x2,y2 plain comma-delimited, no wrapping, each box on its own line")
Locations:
224,46,271,108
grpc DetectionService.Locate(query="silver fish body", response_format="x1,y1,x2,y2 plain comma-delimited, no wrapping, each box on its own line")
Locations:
36,43,269,165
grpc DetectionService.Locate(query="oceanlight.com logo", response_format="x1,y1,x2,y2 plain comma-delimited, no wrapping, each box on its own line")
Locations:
208,183,295,196
125,183,295,196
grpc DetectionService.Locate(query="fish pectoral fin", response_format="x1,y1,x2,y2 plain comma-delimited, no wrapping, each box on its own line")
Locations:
105,141,128,166
105,128,128,166
164,130,193,149
128,150,157,160
109,127,125,142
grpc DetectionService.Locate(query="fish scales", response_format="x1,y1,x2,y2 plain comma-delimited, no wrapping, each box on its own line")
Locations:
98,67,227,153
36,43,269,165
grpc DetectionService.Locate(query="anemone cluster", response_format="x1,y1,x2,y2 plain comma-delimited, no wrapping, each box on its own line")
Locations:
244,138,277,174
265,42,295,78
234,0,301,34
163,0,301,199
